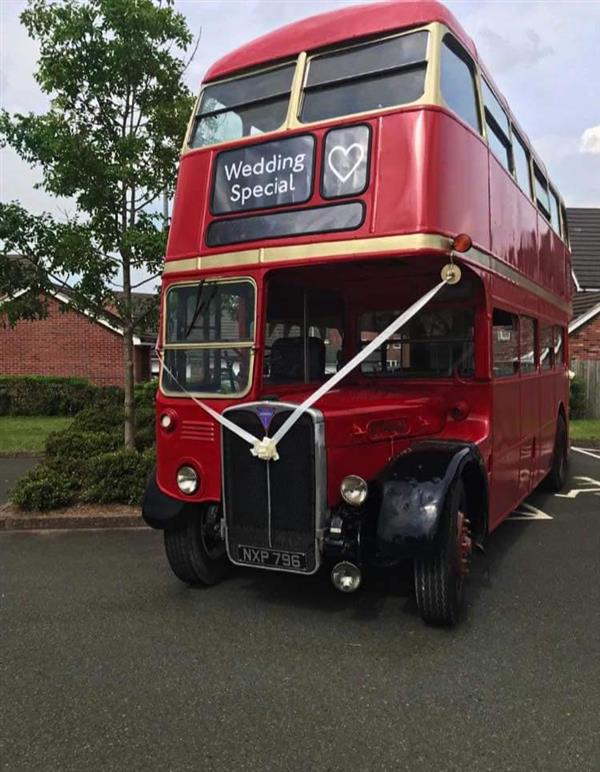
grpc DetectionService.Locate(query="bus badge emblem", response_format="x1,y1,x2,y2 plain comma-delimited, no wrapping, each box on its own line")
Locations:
257,406,276,432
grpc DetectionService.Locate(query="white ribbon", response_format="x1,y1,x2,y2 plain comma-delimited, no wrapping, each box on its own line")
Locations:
157,278,448,460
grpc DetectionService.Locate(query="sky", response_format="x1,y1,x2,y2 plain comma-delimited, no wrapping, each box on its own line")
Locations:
1,0,599,287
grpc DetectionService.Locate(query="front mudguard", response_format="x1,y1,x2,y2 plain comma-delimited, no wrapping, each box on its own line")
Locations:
376,441,487,559
142,466,187,530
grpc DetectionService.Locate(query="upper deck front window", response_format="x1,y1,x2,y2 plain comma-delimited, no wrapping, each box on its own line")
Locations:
190,63,296,149
300,30,429,124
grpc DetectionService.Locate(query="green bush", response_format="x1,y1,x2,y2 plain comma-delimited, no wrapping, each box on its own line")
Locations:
570,376,587,420
8,383,158,510
71,404,125,433
135,380,157,408
80,447,156,505
10,466,74,511
45,429,121,461
0,376,93,416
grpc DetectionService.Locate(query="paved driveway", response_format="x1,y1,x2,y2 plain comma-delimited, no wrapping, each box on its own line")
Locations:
0,455,39,503
1,451,599,771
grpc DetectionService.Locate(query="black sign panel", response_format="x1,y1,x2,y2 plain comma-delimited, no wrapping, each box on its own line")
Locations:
206,202,364,247
212,135,315,215
321,125,370,199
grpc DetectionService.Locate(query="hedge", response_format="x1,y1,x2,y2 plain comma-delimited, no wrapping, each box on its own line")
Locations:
0,376,156,416
9,400,156,510
570,376,587,420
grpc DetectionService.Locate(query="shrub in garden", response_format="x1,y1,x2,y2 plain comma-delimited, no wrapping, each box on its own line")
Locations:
80,447,156,505
570,376,587,420
10,467,74,511
134,380,157,408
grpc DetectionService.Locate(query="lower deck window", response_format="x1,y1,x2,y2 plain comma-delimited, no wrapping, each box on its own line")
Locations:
493,309,519,377
359,307,474,378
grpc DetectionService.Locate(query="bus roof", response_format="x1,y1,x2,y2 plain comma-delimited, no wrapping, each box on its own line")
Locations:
204,0,477,82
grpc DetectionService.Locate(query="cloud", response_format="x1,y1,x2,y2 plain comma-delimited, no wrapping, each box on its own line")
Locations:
477,28,553,74
579,126,600,155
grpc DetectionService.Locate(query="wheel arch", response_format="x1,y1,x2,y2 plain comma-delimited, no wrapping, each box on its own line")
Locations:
375,440,488,558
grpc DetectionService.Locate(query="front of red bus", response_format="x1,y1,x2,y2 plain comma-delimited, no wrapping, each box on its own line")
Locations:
143,1,491,625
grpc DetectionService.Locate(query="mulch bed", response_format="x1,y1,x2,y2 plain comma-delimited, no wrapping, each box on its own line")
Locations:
0,502,146,531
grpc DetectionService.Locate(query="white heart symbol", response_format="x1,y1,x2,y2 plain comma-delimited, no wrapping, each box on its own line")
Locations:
327,143,365,184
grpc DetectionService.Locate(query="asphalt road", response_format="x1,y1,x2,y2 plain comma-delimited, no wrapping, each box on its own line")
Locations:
1,451,599,771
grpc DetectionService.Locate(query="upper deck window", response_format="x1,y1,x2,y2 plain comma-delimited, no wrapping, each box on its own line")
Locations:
300,30,428,124
440,35,480,133
512,130,532,199
533,164,551,219
190,63,295,148
548,188,561,235
482,79,512,173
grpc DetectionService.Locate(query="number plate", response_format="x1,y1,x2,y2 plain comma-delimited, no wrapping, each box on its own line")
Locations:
237,545,307,571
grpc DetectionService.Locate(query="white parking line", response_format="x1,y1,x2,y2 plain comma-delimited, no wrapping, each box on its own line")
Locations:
509,502,553,520
572,447,600,461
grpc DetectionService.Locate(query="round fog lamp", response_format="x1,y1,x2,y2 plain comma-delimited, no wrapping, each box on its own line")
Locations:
160,413,172,429
331,562,362,593
340,475,368,506
177,465,198,495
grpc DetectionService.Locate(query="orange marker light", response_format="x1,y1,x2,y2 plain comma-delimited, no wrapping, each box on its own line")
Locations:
452,233,472,253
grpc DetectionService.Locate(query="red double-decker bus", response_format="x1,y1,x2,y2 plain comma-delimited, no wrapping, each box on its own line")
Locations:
143,0,571,625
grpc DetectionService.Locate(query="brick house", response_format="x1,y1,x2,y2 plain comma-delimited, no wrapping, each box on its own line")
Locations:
567,207,600,416
0,287,157,387
567,208,600,355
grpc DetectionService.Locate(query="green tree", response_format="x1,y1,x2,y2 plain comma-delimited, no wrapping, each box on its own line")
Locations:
0,0,195,446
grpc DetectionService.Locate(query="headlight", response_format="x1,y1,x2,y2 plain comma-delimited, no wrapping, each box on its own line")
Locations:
177,465,198,495
340,475,368,506
159,410,177,432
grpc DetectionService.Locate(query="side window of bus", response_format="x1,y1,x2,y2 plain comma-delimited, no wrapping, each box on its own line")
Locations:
548,188,561,235
492,309,519,377
553,326,565,366
300,30,429,124
482,80,512,173
519,316,537,374
560,203,570,245
533,164,551,220
512,130,532,199
440,35,480,133
540,324,554,371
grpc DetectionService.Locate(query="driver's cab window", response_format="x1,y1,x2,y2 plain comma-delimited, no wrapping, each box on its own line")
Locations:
264,281,344,384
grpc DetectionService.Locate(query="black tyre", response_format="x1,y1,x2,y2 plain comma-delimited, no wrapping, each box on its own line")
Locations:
414,478,472,627
164,503,230,586
543,415,568,493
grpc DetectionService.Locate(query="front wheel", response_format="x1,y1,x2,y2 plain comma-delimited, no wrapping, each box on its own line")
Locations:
413,479,472,627
164,503,230,586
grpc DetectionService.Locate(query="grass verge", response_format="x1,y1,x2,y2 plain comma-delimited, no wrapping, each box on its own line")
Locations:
570,419,600,444
0,416,73,454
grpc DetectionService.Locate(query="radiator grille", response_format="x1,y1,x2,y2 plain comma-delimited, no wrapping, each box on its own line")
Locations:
222,405,319,573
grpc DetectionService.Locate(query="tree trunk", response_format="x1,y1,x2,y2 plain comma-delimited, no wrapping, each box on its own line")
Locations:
122,248,135,449
122,326,136,448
